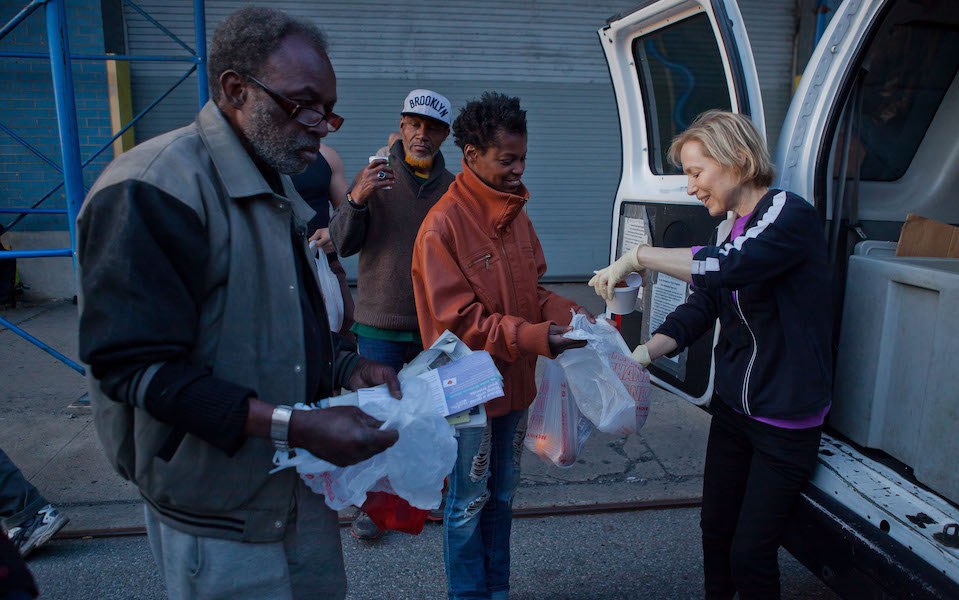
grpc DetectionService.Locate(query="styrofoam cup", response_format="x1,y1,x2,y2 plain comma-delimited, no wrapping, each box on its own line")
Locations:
607,272,643,315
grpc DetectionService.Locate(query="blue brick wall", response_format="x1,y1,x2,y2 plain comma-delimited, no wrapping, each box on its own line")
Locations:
0,1,112,232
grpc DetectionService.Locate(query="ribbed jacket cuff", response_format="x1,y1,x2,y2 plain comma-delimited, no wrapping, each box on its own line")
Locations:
333,350,362,390
146,363,254,456
518,321,553,358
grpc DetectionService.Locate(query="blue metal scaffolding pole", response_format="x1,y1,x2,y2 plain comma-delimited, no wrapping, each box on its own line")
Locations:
1,0,210,378
0,0,87,377
0,0,44,43
46,0,85,277
0,318,85,375
194,0,208,107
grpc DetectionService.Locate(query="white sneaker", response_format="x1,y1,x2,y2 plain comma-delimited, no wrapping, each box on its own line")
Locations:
7,504,69,558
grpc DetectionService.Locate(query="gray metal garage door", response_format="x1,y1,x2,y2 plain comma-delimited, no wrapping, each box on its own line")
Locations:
123,0,795,280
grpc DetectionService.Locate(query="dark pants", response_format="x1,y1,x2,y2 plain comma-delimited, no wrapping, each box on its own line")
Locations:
701,399,821,600
0,448,46,531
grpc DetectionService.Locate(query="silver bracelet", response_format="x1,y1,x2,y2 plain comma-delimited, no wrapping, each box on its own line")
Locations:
346,193,366,210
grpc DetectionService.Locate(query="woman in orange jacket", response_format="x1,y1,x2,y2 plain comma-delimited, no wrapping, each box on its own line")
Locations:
412,92,593,600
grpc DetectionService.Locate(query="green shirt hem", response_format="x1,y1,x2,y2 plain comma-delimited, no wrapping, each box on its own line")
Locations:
350,322,421,343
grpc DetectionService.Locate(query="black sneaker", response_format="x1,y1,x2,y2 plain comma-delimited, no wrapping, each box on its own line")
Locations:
427,498,445,523
7,504,69,558
349,511,384,541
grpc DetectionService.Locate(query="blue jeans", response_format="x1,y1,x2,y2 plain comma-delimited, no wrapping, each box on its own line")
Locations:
444,410,526,600
356,335,421,373
0,447,46,530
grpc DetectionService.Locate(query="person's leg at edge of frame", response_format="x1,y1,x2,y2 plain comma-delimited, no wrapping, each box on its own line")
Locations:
144,504,293,600
0,447,68,557
727,418,821,600
480,410,526,600
0,449,47,533
444,420,494,599
700,399,753,600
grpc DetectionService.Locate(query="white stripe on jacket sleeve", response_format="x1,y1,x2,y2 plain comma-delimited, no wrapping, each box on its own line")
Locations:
718,191,787,257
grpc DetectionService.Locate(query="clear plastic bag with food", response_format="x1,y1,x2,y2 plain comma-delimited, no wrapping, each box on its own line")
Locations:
525,357,592,467
558,313,651,435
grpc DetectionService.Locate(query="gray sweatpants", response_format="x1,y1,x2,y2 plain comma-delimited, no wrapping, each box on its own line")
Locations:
0,447,47,531
145,482,346,600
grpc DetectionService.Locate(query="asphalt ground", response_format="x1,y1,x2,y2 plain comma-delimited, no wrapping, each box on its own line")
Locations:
2,285,837,598
26,508,837,599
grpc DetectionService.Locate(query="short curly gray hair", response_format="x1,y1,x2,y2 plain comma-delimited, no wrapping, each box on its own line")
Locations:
207,7,328,103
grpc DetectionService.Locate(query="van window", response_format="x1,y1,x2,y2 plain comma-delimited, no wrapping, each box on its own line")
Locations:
855,4,959,181
632,12,733,175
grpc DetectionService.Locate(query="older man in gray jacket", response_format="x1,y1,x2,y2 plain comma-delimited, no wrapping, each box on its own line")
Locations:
77,8,398,599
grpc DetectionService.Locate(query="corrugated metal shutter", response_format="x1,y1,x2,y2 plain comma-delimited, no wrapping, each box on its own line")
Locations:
124,0,795,280
123,4,204,140
739,0,797,152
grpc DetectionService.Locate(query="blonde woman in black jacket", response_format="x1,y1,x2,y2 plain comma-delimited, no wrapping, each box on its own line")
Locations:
591,110,832,600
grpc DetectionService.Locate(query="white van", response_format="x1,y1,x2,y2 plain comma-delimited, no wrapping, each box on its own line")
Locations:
599,0,959,595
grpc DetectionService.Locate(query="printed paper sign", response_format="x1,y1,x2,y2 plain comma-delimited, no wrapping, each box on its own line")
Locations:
648,274,689,363
621,215,649,300
621,216,649,254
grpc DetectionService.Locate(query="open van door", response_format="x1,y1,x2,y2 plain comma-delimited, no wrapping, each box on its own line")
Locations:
598,0,763,405
772,0,959,594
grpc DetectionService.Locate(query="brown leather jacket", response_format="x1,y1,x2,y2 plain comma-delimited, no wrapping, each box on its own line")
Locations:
412,160,577,417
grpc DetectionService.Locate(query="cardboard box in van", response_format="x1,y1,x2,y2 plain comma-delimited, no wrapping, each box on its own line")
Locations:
896,213,959,258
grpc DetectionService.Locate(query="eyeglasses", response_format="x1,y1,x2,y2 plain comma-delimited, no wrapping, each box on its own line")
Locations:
246,75,344,131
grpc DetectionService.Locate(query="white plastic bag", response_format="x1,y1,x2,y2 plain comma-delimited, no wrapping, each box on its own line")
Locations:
311,244,344,332
525,358,592,467
558,313,651,435
272,376,456,511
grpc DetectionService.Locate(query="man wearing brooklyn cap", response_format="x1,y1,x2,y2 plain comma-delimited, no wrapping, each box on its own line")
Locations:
329,90,455,540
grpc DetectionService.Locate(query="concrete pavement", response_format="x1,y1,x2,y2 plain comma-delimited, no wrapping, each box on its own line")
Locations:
0,283,709,536
26,510,838,600
1,286,842,600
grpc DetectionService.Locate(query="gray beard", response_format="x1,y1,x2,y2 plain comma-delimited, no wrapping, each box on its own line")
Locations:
243,100,319,175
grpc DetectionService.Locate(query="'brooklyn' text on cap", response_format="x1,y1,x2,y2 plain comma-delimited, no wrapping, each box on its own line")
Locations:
401,89,452,126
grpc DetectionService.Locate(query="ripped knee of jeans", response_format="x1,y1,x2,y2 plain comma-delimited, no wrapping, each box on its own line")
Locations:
512,420,527,469
463,489,491,519
469,424,493,483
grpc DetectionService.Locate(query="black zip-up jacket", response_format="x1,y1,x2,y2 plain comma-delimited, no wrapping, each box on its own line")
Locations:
655,189,833,419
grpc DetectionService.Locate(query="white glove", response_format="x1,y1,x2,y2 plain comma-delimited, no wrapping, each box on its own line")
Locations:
631,344,652,368
588,246,647,301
